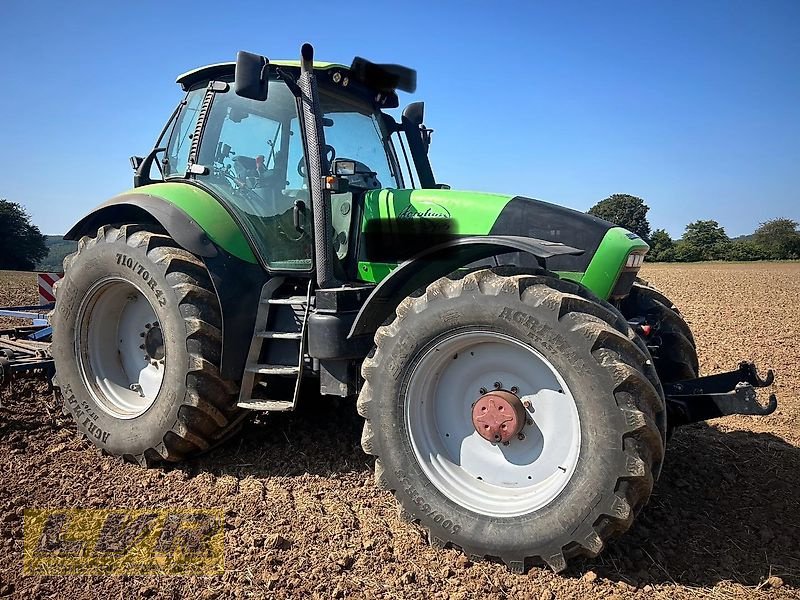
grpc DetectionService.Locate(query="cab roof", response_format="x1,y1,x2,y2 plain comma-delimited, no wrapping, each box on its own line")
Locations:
176,60,347,91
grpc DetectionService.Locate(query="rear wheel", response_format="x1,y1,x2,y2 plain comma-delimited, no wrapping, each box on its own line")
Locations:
52,224,243,465
358,268,666,572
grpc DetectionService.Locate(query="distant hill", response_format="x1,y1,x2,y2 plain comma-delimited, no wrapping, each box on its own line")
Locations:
731,233,755,242
36,235,77,272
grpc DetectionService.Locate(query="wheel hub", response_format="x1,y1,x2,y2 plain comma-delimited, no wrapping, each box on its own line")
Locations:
143,323,165,361
472,389,527,443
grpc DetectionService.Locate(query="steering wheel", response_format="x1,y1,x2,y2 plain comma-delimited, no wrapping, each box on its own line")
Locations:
297,145,336,178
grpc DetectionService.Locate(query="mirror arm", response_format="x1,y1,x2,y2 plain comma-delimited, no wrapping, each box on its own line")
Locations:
276,67,302,97
133,147,166,188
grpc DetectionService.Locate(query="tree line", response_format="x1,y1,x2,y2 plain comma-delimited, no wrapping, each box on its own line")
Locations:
589,194,800,262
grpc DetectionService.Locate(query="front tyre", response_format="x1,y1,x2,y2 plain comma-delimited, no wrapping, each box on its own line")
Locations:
622,279,699,382
52,224,242,465
357,269,665,572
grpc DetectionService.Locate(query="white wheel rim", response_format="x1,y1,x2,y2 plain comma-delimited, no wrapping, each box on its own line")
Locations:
405,330,581,518
76,277,165,419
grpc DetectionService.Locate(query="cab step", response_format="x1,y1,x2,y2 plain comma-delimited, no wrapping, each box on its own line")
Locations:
236,399,295,412
238,279,312,412
264,296,307,305
245,365,300,376
256,331,302,340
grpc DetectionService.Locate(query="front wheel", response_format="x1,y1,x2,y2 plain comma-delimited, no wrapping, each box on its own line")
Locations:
357,269,665,572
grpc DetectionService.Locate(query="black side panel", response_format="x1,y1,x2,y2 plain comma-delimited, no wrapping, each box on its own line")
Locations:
490,196,613,272
348,235,583,338
202,251,269,380
64,195,218,259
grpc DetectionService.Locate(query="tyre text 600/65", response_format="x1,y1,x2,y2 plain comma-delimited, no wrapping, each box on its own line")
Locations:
394,469,461,535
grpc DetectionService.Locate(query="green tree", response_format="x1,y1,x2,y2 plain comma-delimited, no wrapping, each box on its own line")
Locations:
723,240,765,261
677,220,730,262
646,228,675,262
752,218,800,259
0,199,48,271
588,194,651,241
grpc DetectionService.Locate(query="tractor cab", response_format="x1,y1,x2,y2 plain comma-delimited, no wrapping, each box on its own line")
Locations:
137,50,432,279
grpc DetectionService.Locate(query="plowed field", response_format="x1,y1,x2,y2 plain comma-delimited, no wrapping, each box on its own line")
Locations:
1,264,798,599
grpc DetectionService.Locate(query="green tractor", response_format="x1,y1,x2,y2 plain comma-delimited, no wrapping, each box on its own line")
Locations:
51,44,776,572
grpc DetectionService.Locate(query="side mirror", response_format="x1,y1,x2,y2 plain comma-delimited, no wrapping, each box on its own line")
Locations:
234,51,269,101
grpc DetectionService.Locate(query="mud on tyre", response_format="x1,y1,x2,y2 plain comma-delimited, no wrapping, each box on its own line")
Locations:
357,268,666,572
51,224,242,465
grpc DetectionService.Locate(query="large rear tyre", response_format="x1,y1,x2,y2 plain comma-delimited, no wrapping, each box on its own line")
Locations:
51,224,243,465
622,279,699,382
357,268,666,572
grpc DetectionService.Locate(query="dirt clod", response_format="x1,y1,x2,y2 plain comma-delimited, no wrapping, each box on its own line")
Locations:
582,570,598,583
264,533,291,550
766,576,784,589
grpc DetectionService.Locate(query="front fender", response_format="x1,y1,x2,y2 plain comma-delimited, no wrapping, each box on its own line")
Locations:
348,235,583,338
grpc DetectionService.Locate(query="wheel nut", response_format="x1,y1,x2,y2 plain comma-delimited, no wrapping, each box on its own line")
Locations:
511,386,519,394
493,381,502,389
523,400,532,409
145,324,151,329
479,387,487,395
517,433,526,441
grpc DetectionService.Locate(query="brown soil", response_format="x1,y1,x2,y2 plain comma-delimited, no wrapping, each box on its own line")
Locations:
1,263,798,599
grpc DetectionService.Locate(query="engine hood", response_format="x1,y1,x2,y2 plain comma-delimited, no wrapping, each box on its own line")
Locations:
358,188,618,273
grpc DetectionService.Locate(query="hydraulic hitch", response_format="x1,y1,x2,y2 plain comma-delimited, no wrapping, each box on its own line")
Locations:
664,361,777,428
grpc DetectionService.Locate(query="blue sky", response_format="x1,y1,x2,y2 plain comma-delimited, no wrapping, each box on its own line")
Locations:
1,1,798,237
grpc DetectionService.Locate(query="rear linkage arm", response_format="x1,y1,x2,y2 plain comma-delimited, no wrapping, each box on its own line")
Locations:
664,361,778,428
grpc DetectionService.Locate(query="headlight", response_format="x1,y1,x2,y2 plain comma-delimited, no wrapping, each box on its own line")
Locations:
611,251,647,299
625,253,645,268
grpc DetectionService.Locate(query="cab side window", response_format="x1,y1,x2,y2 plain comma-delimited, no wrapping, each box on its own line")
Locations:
164,88,204,177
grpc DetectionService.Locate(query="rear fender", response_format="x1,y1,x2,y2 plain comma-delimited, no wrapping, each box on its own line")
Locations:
65,182,257,263
348,235,583,338
64,183,264,380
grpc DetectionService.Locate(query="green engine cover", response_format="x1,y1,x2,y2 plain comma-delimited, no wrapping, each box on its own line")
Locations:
357,188,513,282
355,188,649,301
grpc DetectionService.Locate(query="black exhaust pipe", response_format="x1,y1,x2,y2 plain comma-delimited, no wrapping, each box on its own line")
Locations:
297,43,336,289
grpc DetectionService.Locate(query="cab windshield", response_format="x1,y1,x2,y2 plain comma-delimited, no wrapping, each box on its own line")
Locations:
165,77,399,270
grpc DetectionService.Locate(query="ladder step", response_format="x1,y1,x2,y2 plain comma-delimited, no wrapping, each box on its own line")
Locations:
265,296,307,305
237,399,295,411
246,365,300,375
256,331,302,339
